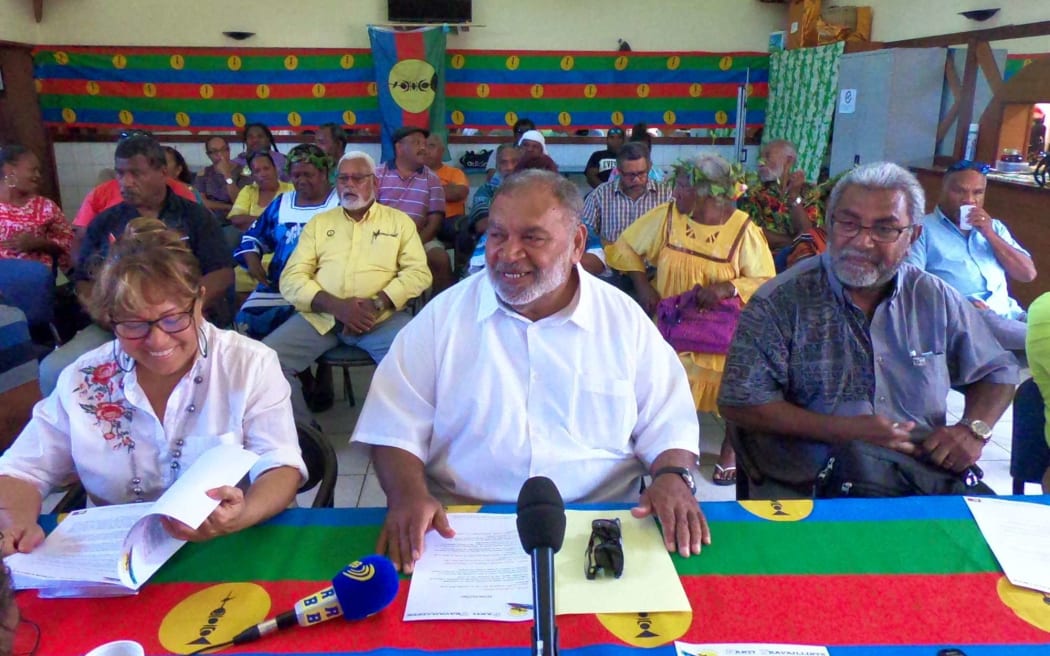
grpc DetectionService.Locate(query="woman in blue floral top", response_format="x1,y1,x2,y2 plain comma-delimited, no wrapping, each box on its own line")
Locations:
0,218,306,556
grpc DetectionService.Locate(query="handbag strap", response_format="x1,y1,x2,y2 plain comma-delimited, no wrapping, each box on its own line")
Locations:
665,206,752,264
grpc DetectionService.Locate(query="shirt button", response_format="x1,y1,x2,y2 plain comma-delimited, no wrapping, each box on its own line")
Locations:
876,356,884,364
193,376,203,384
878,395,886,402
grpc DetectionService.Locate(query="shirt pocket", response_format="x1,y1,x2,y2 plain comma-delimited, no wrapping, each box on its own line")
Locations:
898,351,949,423
567,375,636,456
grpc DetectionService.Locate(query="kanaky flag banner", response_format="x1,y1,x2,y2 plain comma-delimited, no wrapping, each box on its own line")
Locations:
368,25,447,163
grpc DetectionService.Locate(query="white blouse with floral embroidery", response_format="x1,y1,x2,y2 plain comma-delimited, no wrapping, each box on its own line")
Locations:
0,322,306,505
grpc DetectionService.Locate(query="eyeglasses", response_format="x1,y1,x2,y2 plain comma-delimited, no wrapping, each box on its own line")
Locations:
585,518,624,580
336,173,375,186
608,129,625,136
12,618,40,656
118,129,153,141
205,146,229,155
620,169,649,180
112,299,197,340
947,159,992,175
833,219,915,243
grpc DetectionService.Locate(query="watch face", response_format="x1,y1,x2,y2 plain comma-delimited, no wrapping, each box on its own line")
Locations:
969,420,992,437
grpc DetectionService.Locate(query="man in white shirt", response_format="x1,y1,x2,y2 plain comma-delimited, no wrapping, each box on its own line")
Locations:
352,169,708,573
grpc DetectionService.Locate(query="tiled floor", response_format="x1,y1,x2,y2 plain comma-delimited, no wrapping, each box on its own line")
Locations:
302,365,1032,509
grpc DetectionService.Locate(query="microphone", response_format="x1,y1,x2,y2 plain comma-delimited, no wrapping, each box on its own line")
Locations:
232,555,399,645
516,476,566,656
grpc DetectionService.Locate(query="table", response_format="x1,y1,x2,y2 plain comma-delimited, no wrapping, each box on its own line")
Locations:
21,496,1050,655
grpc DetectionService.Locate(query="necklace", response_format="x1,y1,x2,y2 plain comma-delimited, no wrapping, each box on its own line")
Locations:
121,353,208,503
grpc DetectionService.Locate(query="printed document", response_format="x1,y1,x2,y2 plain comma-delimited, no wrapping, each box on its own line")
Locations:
964,496,1050,593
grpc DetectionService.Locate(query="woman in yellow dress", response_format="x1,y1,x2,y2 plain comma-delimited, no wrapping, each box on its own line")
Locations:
607,153,775,486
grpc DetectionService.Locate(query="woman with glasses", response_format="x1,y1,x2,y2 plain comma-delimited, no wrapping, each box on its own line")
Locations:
607,153,775,486
0,218,306,556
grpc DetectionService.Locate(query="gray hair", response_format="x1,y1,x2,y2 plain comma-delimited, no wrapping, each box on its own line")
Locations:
682,152,733,198
826,162,926,226
494,169,583,226
496,142,520,157
338,150,377,174
762,139,798,161
617,141,651,168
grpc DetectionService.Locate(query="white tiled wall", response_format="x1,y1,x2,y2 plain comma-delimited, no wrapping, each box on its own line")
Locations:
52,140,755,217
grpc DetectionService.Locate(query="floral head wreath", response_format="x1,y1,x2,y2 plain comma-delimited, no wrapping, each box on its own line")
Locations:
286,144,330,174
671,158,757,202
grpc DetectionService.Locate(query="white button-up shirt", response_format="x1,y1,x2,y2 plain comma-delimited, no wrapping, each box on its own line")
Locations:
0,323,306,504
352,266,699,504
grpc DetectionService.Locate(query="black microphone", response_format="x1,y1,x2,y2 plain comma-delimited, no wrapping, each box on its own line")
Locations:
232,555,399,645
516,476,566,656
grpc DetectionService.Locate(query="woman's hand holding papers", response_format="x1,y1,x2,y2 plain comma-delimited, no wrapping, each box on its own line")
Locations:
160,485,248,541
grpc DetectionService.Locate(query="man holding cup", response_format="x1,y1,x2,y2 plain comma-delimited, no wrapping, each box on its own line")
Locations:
905,161,1036,351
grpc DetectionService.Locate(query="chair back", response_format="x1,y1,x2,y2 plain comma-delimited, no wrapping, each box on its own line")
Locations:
296,421,338,508
1011,378,1050,493
0,258,55,327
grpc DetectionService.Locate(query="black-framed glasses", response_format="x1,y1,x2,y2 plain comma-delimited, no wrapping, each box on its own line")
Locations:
832,219,915,243
12,618,40,656
118,129,153,141
585,518,624,580
947,159,992,175
620,169,649,180
112,299,197,340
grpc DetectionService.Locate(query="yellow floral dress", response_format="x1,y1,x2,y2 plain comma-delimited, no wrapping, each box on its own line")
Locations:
606,202,775,412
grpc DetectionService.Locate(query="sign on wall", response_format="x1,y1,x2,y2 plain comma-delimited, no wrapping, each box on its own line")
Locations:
32,46,769,132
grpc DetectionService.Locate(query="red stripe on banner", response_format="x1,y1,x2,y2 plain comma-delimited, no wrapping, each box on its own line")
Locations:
39,79,374,100
35,45,370,57
394,31,430,129
447,49,770,58
676,573,1050,646
17,573,1050,655
444,82,769,100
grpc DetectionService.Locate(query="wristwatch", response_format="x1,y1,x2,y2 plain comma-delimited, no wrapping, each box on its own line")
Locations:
224,177,235,185
792,195,803,206
958,418,993,443
371,296,387,313
652,466,697,495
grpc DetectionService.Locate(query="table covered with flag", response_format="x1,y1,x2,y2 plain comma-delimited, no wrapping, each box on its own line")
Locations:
20,496,1050,655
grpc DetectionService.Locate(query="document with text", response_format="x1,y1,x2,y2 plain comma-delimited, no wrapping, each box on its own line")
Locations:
675,643,829,656
5,442,258,598
964,496,1050,593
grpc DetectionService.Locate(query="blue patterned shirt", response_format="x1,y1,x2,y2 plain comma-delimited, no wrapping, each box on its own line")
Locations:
719,252,1017,482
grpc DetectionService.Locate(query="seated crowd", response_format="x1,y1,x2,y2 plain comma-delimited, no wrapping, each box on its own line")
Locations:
0,111,1045,570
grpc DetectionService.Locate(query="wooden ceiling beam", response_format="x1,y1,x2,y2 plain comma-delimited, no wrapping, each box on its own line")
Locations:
885,20,1050,48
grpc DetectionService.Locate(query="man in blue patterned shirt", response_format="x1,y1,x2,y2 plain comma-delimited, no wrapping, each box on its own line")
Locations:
718,162,1017,498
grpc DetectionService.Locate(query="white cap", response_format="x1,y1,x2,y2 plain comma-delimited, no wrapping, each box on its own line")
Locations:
517,130,547,154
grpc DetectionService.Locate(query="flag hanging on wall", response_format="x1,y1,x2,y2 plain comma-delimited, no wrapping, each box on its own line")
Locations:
368,26,447,163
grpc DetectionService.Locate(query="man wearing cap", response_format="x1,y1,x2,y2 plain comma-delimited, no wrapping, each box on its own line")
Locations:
904,162,1036,351
585,127,626,189
375,126,451,295
517,130,547,159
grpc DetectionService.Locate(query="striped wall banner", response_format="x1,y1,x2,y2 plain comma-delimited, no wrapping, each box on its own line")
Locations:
1005,52,1050,80
32,46,380,131
32,46,768,133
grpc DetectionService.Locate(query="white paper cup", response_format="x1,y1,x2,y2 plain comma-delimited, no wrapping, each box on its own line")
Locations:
959,204,976,230
84,640,145,656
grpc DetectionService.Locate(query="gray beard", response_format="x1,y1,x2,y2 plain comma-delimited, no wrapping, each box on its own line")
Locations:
830,247,901,289
488,248,574,309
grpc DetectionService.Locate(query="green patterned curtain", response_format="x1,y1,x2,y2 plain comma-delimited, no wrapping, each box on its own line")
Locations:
765,42,844,181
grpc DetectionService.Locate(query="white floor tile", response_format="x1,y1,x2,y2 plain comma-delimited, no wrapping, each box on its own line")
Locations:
334,475,366,508
358,474,388,508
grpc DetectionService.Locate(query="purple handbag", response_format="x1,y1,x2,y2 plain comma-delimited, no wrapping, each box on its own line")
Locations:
656,287,742,354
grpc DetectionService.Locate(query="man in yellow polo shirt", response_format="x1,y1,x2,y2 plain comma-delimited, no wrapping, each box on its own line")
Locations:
266,151,432,424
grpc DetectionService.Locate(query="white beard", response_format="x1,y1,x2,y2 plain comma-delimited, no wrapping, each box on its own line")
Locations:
488,247,574,309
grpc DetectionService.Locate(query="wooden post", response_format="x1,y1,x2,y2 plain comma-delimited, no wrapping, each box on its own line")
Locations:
952,40,979,161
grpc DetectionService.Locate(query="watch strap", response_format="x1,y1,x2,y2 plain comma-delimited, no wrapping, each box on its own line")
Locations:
651,466,696,494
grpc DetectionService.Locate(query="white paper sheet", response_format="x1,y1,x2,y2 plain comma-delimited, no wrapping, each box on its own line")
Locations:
404,513,534,622
675,643,829,656
964,496,1050,593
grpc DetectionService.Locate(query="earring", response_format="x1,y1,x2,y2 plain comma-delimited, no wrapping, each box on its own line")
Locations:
114,342,135,373
3,173,16,189
197,325,209,358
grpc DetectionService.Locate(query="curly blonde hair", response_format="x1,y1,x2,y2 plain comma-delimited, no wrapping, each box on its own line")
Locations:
86,217,201,324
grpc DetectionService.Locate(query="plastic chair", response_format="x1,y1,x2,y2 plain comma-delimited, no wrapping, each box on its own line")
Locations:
318,344,376,408
1010,378,1050,494
296,421,338,508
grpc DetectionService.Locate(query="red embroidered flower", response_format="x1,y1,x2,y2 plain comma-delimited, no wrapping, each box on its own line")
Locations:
103,432,116,441
91,362,119,384
96,402,125,423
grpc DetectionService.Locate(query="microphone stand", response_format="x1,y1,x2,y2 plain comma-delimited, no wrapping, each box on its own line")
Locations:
530,545,558,656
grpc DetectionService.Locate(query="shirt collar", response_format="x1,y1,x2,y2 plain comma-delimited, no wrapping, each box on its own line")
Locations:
476,264,594,331
933,205,967,235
